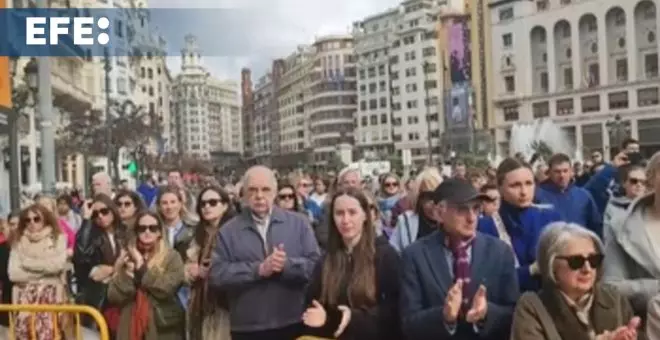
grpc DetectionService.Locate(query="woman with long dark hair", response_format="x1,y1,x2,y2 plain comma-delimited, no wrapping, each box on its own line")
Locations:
186,186,235,340
301,188,401,340
73,194,127,335
114,190,146,231
107,210,186,339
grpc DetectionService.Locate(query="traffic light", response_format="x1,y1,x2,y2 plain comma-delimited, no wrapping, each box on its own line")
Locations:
123,160,138,176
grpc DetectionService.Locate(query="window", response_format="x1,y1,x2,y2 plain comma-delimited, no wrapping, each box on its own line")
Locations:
502,33,513,48
646,53,658,78
556,98,574,116
638,87,659,107
425,80,437,89
499,8,514,21
370,115,378,125
587,63,600,87
369,83,377,93
540,72,548,92
380,114,387,124
378,65,386,76
616,59,628,81
608,91,629,109
380,97,387,108
360,101,366,110
581,95,600,113
504,75,515,92
369,99,378,109
564,68,573,89
503,105,519,121
407,116,419,124
361,116,368,126
532,101,550,118
422,47,436,57
406,100,418,109
379,81,386,92
424,63,437,73
536,0,548,11
148,68,153,79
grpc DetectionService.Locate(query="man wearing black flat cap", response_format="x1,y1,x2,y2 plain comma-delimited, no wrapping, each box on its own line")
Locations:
399,179,520,340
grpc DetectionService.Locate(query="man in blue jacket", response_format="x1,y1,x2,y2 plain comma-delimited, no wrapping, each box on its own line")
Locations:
400,179,519,339
536,153,602,237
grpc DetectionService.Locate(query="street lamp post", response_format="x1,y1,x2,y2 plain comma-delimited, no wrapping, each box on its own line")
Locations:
104,47,113,179
605,114,631,155
8,58,20,210
422,61,433,165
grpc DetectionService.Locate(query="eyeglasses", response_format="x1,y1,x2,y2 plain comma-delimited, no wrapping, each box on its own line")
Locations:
628,177,646,185
384,181,399,188
23,216,42,224
557,254,604,270
117,200,133,208
200,199,222,208
482,196,499,203
135,224,160,234
279,194,296,200
91,208,111,219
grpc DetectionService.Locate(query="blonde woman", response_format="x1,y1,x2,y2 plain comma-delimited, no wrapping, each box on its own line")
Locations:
36,196,76,254
107,210,186,340
9,204,70,340
389,167,443,252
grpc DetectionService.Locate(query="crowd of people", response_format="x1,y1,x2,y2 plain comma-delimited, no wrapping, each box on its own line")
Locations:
0,137,659,340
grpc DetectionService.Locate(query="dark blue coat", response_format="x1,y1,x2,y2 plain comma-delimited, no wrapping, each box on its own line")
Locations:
478,201,561,292
536,181,603,238
400,230,519,340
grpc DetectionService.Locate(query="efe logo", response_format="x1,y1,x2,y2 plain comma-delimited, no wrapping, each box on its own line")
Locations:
25,16,110,45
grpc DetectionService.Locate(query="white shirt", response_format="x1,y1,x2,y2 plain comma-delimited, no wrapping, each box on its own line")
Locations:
252,212,271,253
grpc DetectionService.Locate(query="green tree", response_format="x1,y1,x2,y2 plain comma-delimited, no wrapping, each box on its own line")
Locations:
56,100,162,182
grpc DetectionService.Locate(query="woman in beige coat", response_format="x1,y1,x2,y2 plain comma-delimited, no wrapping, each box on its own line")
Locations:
9,203,70,340
107,210,186,340
511,222,643,340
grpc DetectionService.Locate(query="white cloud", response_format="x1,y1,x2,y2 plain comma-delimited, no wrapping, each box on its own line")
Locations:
161,0,401,81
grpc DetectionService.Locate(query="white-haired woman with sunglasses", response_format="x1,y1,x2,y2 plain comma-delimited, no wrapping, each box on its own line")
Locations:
511,222,642,340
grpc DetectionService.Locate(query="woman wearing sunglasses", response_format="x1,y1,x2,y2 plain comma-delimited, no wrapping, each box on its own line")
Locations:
73,194,127,335
114,190,147,231
512,222,641,340
603,151,660,319
186,186,235,340
276,183,303,214
107,210,186,340
8,204,70,339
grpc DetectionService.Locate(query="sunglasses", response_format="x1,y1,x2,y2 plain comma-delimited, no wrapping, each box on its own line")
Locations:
628,178,646,185
557,254,604,270
117,201,133,208
23,216,42,224
200,199,222,208
135,224,160,234
279,194,296,200
91,208,111,219
384,182,399,188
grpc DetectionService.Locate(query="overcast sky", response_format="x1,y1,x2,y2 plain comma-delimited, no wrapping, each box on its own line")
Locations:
151,0,401,81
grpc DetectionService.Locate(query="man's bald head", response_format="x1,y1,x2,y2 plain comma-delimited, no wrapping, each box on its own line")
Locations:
242,166,277,190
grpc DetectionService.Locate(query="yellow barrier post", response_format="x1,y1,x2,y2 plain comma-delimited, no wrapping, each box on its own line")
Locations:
0,304,110,340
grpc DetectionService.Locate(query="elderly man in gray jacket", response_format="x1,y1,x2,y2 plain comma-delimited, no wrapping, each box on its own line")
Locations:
209,165,320,340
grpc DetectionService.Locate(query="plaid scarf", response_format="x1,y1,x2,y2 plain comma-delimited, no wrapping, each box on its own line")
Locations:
449,237,474,311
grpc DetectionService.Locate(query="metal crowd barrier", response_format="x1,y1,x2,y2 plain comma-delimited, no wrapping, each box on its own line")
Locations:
0,304,109,340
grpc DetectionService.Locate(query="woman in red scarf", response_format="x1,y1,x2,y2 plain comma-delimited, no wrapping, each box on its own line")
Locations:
107,211,186,340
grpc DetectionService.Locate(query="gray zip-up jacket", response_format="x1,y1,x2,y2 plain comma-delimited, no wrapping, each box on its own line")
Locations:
209,206,320,332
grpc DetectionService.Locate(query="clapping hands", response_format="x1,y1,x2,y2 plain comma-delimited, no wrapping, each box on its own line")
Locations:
258,244,287,277
597,317,641,340
444,280,488,325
